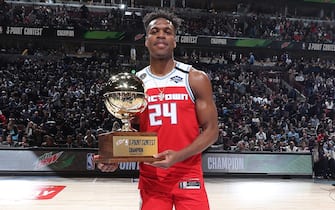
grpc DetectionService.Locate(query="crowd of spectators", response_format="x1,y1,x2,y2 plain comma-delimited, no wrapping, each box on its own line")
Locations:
0,0,143,32
201,52,335,178
1,1,335,43
0,52,122,148
0,48,335,177
0,1,334,178
180,13,335,44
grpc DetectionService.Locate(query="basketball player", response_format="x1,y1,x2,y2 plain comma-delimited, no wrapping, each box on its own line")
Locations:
96,10,219,210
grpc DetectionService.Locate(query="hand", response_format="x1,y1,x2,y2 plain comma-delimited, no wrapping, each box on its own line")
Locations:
145,150,178,169
94,155,119,172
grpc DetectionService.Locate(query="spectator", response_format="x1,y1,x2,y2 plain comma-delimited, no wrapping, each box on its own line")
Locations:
41,135,57,147
63,134,78,148
264,140,275,152
18,134,30,147
80,4,89,19
313,141,328,178
249,52,255,65
286,141,299,152
0,134,3,146
3,134,14,147
324,98,334,117
255,139,266,151
0,110,6,127
82,129,97,148
287,126,300,145
298,140,310,152
235,140,247,152
255,126,267,144
6,118,19,143
323,141,335,178
75,132,84,148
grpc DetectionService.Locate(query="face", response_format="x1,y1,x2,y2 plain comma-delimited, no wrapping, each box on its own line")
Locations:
6,135,12,143
145,18,176,60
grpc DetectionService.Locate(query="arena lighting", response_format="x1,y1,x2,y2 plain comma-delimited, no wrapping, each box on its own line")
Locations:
119,4,126,10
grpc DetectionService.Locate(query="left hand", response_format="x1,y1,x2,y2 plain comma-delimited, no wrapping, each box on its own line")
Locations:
94,155,119,172
145,150,179,169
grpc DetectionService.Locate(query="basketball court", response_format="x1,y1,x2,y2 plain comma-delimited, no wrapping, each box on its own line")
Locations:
0,176,334,210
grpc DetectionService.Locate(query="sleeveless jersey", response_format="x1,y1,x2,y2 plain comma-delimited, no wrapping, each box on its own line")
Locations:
136,61,203,192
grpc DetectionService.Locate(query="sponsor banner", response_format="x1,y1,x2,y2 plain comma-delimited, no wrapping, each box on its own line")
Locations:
0,26,78,38
0,148,312,176
0,149,90,172
176,35,199,44
86,153,95,170
221,38,301,49
304,0,335,3
56,29,75,38
306,42,335,52
210,37,228,45
0,25,324,52
174,36,335,52
83,31,125,40
2,26,44,36
0,148,140,176
175,35,304,50
202,152,313,175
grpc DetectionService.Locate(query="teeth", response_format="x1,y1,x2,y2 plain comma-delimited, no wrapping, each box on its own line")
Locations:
156,43,166,47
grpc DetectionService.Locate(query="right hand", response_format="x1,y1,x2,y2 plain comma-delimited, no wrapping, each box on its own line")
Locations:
94,155,119,172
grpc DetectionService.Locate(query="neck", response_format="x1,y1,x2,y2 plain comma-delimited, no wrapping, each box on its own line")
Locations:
149,59,175,76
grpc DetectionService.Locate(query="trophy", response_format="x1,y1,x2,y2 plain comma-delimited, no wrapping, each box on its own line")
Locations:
95,72,159,163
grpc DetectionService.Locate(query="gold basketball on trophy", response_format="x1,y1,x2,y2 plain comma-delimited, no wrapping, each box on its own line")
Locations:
95,72,159,163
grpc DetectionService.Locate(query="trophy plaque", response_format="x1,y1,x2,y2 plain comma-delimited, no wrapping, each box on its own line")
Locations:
95,72,159,163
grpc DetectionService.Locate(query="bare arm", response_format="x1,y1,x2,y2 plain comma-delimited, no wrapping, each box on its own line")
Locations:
150,68,219,168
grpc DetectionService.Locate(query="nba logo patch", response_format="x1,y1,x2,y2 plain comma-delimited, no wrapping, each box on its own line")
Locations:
86,153,95,170
170,76,183,83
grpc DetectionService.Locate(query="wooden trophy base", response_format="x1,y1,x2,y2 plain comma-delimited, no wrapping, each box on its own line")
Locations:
94,156,161,164
95,131,160,163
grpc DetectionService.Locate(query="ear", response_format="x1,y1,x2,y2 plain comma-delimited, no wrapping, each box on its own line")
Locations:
173,37,177,48
145,36,148,48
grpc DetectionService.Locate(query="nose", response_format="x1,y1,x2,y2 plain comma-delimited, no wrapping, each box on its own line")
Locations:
156,30,166,38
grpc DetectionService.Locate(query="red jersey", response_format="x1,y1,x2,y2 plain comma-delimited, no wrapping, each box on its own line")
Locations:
136,61,203,192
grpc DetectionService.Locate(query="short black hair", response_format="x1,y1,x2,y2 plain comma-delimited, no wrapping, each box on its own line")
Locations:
143,10,182,33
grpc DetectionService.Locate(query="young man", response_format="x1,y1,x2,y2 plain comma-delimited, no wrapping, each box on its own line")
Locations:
97,10,219,210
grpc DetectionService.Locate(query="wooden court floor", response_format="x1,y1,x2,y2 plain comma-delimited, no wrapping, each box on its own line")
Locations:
0,176,334,210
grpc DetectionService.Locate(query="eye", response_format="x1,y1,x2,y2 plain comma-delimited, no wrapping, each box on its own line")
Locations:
149,28,158,34
164,29,173,35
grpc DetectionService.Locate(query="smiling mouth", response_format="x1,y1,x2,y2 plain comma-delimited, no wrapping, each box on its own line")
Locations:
154,41,168,48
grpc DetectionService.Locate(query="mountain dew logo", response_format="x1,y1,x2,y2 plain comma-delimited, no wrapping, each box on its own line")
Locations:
34,151,64,169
